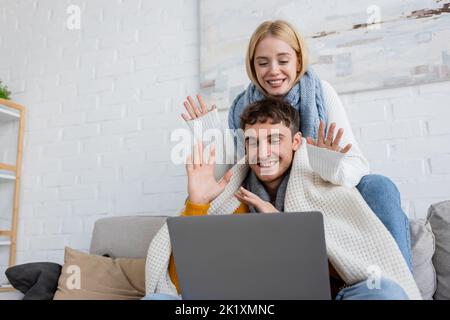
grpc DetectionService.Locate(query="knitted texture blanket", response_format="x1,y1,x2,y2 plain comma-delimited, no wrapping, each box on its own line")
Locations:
145,141,422,300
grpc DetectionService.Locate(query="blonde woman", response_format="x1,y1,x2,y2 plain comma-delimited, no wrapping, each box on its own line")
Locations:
181,20,412,271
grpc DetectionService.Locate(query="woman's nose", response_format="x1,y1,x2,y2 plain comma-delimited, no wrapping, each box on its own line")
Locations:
269,62,280,75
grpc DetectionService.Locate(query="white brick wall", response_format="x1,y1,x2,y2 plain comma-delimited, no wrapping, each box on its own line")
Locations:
0,0,198,279
341,81,450,219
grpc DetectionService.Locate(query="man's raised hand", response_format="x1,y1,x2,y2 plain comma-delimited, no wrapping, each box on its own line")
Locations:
186,142,232,204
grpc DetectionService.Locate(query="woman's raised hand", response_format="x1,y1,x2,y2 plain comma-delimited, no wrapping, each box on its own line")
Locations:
181,94,217,121
306,120,352,154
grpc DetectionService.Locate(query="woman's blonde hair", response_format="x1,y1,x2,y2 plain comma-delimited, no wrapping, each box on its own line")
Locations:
245,20,309,94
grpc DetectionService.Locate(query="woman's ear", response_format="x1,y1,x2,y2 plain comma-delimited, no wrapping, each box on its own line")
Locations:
292,132,302,151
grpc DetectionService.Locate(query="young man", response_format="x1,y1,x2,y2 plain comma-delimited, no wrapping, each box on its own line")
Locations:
144,98,419,300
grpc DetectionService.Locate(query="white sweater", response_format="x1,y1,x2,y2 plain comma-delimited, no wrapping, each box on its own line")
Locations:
186,80,370,185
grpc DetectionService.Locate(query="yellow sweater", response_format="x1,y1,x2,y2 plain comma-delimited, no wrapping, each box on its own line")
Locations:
168,200,249,294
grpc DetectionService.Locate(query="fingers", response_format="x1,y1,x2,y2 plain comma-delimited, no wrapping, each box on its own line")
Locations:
235,187,263,207
306,137,315,145
193,142,220,168
187,96,202,117
326,123,336,147
183,100,196,119
341,143,352,153
193,143,202,168
199,141,204,165
315,121,349,153
333,128,344,151
238,187,255,197
234,192,249,205
182,95,216,121
317,120,325,144
218,169,233,190
236,187,258,201
197,95,208,114
223,169,233,182
181,112,191,121
185,154,193,173
208,143,216,166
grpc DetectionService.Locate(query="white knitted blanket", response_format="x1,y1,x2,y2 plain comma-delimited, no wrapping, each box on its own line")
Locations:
145,141,422,300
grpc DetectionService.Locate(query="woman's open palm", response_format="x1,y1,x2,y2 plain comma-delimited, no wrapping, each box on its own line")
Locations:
181,95,216,121
306,121,352,153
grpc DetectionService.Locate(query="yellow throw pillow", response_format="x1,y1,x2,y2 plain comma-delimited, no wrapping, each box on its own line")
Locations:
53,247,145,300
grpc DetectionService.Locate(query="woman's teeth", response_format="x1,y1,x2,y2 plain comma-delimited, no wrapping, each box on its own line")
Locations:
267,79,285,86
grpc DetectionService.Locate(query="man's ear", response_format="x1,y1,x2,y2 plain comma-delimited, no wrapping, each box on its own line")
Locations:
292,132,302,151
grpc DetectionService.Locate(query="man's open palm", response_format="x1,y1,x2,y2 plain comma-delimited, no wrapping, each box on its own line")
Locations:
186,143,232,204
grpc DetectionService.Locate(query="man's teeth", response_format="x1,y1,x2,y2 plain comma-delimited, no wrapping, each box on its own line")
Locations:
259,160,278,168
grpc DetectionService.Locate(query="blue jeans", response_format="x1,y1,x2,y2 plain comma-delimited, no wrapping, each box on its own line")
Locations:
336,278,409,300
142,278,408,300
356,174,413,271
142,293,182,300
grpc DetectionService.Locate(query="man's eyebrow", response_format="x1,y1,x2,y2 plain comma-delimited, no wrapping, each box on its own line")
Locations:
268,132,285,138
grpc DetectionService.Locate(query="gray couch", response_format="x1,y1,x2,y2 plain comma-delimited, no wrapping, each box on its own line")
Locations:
1,201,449,300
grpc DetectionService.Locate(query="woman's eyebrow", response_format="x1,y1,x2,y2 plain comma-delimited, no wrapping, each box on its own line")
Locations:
255,52,291,60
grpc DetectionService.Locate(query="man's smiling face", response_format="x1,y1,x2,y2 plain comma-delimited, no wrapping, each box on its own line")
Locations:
244,120,302,185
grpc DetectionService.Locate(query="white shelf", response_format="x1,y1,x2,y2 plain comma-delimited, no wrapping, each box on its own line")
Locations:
0,284,13,289
0,241,11,246
0,104,20,121
0,170,16,180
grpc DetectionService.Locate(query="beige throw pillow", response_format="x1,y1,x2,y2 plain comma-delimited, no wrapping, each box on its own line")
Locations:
53,247,145,300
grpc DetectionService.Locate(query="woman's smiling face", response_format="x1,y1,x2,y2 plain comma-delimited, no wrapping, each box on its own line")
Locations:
254,35,299,97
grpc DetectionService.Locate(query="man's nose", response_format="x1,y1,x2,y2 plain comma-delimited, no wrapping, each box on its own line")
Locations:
258,141,273,158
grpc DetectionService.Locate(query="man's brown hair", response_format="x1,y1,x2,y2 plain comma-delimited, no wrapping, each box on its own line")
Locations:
240,97,300,136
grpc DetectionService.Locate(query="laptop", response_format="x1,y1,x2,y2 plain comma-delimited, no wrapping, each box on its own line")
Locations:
167,212,331,300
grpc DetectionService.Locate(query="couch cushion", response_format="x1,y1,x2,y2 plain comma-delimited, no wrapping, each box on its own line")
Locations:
410,219,436,300
53,247,145,300
427,200,450,300
5,262,62,300
89,216,167,258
